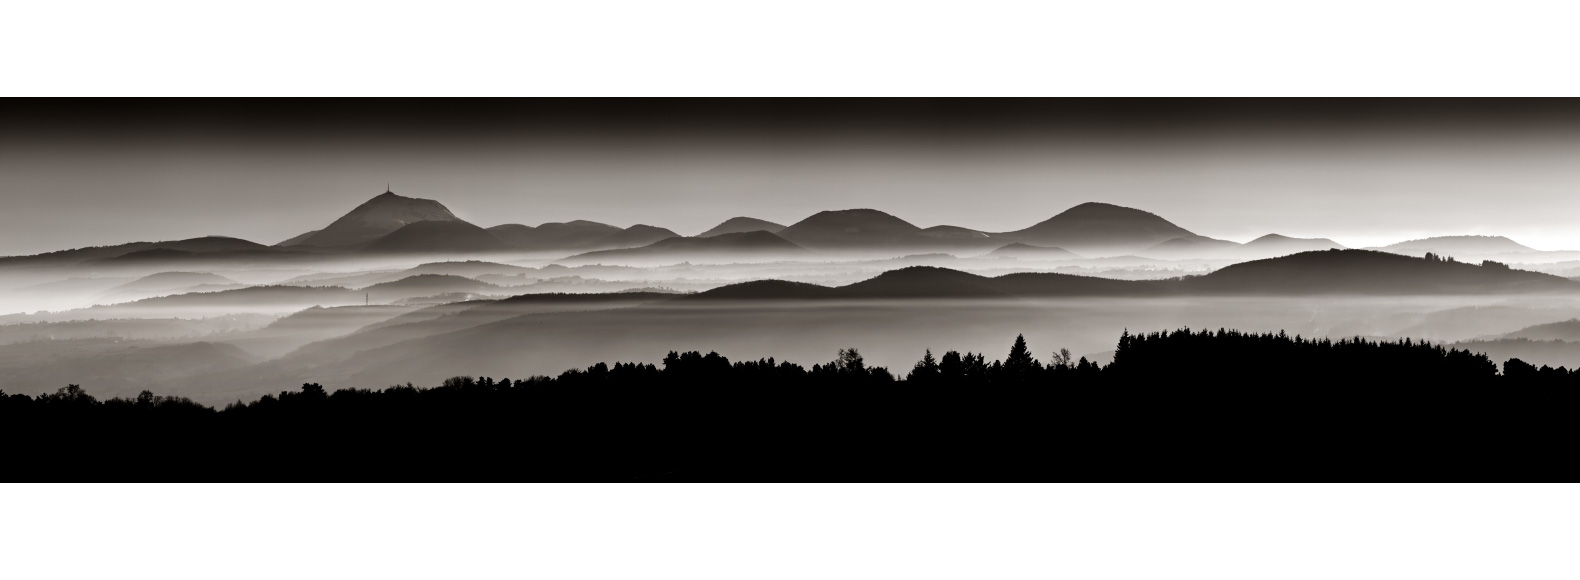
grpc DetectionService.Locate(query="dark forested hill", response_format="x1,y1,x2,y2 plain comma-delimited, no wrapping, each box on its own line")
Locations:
5,328,1575,481
837,266,1014,298
1181,249,1575,294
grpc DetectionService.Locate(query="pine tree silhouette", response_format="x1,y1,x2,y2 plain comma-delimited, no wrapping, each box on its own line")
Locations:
1001,334,1039,383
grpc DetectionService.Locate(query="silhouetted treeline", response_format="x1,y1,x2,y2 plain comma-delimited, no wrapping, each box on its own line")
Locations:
3,328,1578,481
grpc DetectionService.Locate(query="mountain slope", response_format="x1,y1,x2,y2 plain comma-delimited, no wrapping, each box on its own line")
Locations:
582,225,681,251
0,286,368,322
216,305,419,359
1501,319,1580,341
360,220,511,254
0,340,256,399
105,271,238,293
276,230,320,246
282,190,463,248
918,225,990,240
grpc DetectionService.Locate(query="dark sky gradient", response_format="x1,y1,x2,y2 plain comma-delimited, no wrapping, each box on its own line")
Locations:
5,99,1580,255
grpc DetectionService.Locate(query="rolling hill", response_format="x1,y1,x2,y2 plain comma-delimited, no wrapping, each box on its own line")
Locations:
558,231,813,265
487,220,623,250
1139,235,1243,260
1239,234,1346,259
838,266,1016,298
684,280,838,300
400,260,534,278
362,274,504,303
689,266,1163,300
48,286,369,320
1500,319,1580,341
0,236,278,268
985,243,1083,260
1378,235,1536,256
690,250,1579,300
105,271,239,293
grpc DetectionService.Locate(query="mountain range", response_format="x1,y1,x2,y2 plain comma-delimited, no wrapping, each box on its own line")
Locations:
0,188,1562,268
1138,233,1347,260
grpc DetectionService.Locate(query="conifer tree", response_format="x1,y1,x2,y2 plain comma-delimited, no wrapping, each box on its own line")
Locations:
1003,334,1039,382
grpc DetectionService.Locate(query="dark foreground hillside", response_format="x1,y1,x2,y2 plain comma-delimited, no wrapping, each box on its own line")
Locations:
4,329,1578,481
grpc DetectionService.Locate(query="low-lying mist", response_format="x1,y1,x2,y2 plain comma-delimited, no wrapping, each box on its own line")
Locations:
4,247,1580,405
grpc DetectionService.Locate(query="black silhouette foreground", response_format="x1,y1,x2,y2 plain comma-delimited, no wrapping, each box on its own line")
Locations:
4,329,1577,481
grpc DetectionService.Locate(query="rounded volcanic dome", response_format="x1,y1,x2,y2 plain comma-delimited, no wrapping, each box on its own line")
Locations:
1058,202,1166,219
783,209,919,233
698,217,787,237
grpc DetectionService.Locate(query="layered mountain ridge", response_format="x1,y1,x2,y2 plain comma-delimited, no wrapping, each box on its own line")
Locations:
2,189,1567,266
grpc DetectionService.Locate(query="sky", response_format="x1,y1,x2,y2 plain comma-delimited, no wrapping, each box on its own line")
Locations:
4,99,1580,255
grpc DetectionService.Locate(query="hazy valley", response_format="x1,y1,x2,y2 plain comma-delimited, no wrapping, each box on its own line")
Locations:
1,188,1579,404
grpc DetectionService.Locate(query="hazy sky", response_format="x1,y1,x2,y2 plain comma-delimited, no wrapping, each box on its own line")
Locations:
5,99,1580,255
